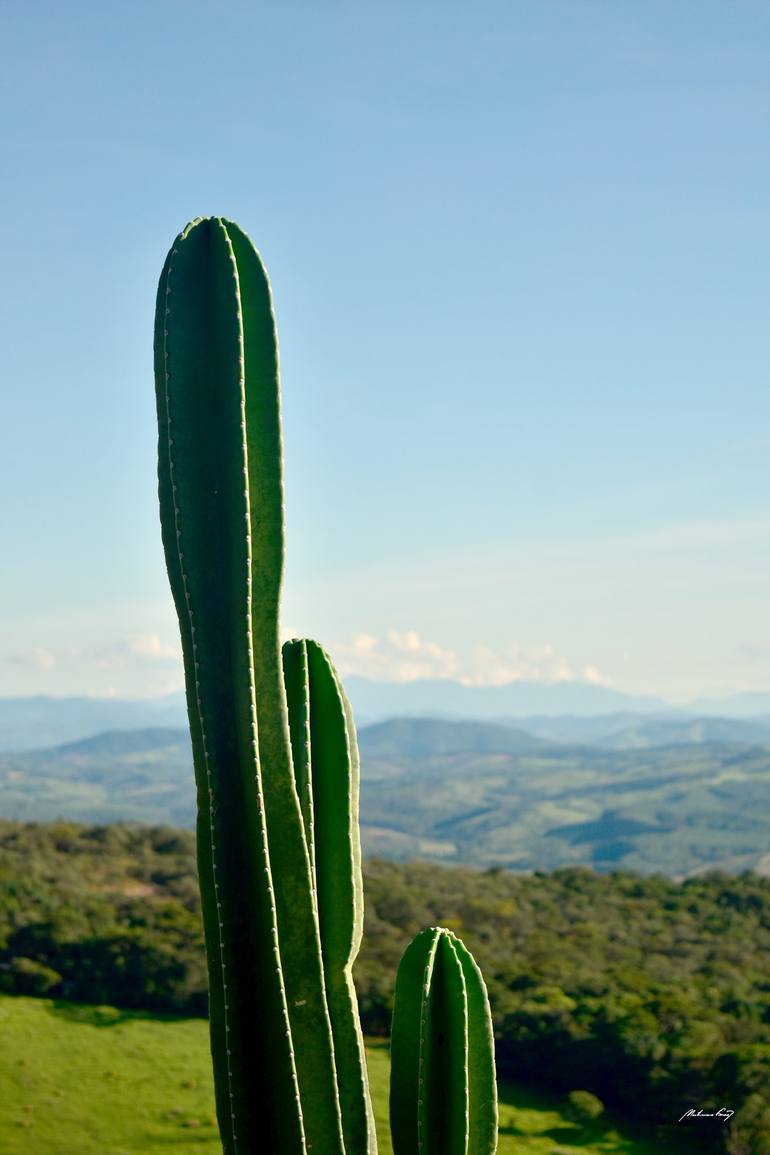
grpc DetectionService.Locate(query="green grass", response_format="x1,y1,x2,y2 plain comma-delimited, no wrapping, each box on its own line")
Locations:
0,995,670,1154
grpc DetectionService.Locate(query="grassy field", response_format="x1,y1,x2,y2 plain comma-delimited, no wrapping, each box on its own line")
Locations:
0,995,676,1155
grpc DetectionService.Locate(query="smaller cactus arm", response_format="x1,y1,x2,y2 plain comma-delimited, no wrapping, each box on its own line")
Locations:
304,640,359,968
282,637,378,1154
452,937,498,1155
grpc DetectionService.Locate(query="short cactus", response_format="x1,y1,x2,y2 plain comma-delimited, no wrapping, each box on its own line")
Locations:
390,928,498,1155
154,217,497,1154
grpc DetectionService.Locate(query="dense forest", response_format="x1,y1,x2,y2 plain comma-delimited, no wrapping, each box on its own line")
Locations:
0,820,768,1153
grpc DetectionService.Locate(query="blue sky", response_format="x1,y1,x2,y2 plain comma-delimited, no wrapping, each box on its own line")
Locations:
2,0,770,701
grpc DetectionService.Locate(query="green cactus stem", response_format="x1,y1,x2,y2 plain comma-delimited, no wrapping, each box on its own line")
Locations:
154,217,347,1155
283,637,377,1153
390,927,498,1155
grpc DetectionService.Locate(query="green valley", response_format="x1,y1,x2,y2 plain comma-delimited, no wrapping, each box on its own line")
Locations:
1,718,769,875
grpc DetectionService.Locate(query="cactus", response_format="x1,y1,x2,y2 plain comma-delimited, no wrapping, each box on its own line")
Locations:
282,637,375,1152
154,216,497,1155
390,928,498,1155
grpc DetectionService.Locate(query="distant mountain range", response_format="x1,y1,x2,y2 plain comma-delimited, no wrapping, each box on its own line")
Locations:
345,676,671,722
2,679,770,751
0,694,189,752
515,711,770,749
1,716,769,878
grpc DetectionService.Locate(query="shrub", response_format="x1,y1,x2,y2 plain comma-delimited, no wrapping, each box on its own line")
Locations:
0,956,62,996
564,1089,604,1124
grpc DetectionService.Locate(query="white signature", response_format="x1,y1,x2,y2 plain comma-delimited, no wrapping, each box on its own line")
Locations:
679,1107,734,1123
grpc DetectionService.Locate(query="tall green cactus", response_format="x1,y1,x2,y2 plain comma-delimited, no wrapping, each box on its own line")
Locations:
154,217,360,1153
154,216,497,1155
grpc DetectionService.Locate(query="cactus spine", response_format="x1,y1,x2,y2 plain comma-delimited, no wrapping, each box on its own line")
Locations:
390,928,498,1155
154,216,496,1155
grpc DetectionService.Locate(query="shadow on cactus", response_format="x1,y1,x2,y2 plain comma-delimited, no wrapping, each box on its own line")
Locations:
153,216,498,1154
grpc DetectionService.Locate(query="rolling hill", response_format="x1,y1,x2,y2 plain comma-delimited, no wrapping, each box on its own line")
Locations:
2,682,770,751
1,717,769,876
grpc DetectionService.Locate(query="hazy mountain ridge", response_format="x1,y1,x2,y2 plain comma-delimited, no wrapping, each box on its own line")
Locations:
2,716,769,878
518,711,770,748
2,681,770,751
0,695,189,752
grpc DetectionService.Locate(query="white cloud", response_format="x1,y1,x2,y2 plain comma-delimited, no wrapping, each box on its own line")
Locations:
0,632,184,693
0,627,610,698
331,630,610,688
126,634,182,661
5,647,57,671
1,635,183,684
93,635,182,669
350,633,379,654
334,630,460,682
615,513,770,552
460,642,577,686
